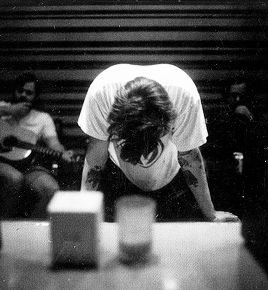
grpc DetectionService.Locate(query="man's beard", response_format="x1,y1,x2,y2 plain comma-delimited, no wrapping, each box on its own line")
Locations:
15,98,33,109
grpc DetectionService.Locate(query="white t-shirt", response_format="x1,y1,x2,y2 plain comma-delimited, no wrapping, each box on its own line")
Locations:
1,102,57,160
78,64,208,191
0,102,57,140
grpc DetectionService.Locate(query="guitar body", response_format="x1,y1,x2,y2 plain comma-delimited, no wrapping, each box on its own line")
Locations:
0,119,83,168
0,119,37,161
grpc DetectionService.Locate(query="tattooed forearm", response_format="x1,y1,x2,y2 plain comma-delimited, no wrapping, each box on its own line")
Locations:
189,149,202,163
181,170,199,187
86,165,102,189
178,148,206,187
178,155,190,167
178,148,203,169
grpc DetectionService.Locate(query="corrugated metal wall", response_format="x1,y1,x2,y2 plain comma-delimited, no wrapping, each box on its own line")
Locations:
0,1,267,149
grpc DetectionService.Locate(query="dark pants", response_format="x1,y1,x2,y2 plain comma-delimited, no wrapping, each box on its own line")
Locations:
98,158,204,222
0,156,59,218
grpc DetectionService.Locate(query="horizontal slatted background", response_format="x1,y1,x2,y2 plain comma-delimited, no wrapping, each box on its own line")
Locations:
0,1,267,152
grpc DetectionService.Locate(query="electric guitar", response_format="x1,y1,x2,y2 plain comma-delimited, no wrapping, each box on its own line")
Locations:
0,119,82,163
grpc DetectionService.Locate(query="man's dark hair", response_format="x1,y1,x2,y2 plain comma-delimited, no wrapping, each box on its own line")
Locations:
223,76,253,103
108,77,177,165
12,72,41,108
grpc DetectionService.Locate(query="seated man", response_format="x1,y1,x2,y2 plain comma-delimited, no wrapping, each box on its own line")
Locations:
0,72,73,218
224,80,255,154
78,64,239,222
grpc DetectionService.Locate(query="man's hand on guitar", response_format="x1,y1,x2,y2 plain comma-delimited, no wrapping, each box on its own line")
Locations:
62,150,75,163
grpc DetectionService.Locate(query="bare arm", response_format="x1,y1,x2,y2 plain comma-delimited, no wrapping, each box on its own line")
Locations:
44,136,74,162
178,148,215,219
81,136,109,191
45,135,65,152
0,102,31,118
0,104,10,116
178,147,239,222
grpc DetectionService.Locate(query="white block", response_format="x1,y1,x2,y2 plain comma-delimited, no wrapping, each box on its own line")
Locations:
47,191,103,268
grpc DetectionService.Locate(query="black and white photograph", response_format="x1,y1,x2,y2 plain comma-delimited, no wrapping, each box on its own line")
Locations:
0,0,267,289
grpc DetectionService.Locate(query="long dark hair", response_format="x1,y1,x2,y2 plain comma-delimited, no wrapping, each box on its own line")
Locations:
108,77,177,165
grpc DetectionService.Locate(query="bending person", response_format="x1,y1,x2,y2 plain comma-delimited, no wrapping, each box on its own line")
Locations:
78,64,239,222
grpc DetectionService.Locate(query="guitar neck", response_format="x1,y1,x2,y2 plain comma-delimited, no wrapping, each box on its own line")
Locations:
1,134,82,163
16,140,63,160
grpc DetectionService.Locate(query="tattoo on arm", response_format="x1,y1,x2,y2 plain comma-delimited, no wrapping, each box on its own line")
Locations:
86,165,102,189
178,155,190,167
190,149,202,163
178,150,192,156
178,149,202,168
182,170,199,187
178,149,205,187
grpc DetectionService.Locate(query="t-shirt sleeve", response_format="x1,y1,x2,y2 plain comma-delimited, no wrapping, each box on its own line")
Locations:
172,86,208,152
78,81,110,141
0,101,10,106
